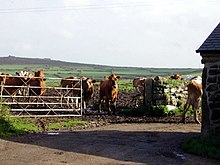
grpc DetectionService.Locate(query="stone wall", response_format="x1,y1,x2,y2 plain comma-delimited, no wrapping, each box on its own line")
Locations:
203,61,220,136
144,76,187,108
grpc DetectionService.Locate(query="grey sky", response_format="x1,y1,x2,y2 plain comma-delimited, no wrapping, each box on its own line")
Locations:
0,0,219,68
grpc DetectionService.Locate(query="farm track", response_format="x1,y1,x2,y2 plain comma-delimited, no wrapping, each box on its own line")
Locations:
1,122,218,165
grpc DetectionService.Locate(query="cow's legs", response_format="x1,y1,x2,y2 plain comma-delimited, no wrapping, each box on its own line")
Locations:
108,100,112,115
82,101,87,114
192,103,200,124
98,99,103,113
193,109,200,124
181,103,189,124
112,101,116,115
107,101,117,115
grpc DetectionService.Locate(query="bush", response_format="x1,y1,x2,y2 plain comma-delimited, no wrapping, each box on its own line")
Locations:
148,105,166,117
119,105,185,117
0,103,17,137
0,101,10,117
148,105,182,117
0,101,38,137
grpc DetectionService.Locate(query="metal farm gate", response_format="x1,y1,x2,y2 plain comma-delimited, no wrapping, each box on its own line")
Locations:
0,75,83,117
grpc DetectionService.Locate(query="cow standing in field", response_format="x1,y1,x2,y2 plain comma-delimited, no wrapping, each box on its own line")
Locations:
182,76,202,124
28,70,46,96
60,76,77,90
99,74,120,115
60,76,96,110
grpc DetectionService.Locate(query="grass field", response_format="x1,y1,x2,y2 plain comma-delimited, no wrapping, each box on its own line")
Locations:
0,64,202,81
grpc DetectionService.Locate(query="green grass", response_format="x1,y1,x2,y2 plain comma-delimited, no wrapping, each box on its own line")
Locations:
0,103,38,137
0,102,88,137
0,115,89,137
47,120,88,130
0,116,38,137
183,137,220,160
165,79,187,87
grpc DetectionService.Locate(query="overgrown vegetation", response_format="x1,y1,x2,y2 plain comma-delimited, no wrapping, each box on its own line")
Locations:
0,102,36,137
119,105,186,117
183,137,220,160
164,79,187,87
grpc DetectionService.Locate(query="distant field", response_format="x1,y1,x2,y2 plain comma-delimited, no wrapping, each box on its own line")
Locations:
0,64,202,81
0,56,202,81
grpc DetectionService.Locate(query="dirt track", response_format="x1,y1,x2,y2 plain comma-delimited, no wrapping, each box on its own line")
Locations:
0,123,219,165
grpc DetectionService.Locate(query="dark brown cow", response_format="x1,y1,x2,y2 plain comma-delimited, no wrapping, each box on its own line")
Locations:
28,71,46,96
0,74,26,96
133,77,146,93
60,76,96,109
81,77,97,104
182,76,202,124
99,74,120,115
60,76,77,89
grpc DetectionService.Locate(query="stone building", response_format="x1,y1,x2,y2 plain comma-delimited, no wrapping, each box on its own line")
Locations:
196,22,220,137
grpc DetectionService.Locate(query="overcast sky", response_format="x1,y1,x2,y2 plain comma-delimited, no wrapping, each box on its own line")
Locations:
0,0,219,68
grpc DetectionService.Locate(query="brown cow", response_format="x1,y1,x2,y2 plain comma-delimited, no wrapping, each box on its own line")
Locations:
15,71,34,96
170,74,182,80
182,76,202,124
60,76,96,109
99,74,120,115
0,74,26,96
60,76,77,89
28,70,46,96
133,77,146,93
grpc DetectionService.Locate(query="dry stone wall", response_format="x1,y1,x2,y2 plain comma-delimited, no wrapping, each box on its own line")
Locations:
204,62,220,136
144,76,187,108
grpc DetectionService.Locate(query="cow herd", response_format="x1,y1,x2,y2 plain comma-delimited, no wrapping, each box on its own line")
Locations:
0,70,46,96
60,74,121,115
0,71,120,115
0,71,202,123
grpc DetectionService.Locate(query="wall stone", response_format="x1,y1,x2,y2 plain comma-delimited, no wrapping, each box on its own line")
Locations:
144,76,187,108
203,61,220,137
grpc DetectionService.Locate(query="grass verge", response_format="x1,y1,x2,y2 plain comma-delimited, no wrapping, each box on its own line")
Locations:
183,137,220,160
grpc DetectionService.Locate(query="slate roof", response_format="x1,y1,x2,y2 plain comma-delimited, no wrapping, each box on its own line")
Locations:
196,22,220,53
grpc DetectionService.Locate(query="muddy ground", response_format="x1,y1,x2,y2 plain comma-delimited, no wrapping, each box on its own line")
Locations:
1,116,219,165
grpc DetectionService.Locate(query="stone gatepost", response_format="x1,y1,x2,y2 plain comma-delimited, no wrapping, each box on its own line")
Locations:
144,78,154,107
196,23,220,138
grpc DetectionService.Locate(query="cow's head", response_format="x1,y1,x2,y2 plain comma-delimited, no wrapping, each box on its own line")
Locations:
35,71,46,81
108,74,120,89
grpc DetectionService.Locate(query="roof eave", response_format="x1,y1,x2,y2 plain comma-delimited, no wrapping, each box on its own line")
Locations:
196,49,220,54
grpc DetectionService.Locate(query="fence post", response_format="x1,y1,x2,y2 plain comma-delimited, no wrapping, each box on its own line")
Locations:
144,78,154,107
